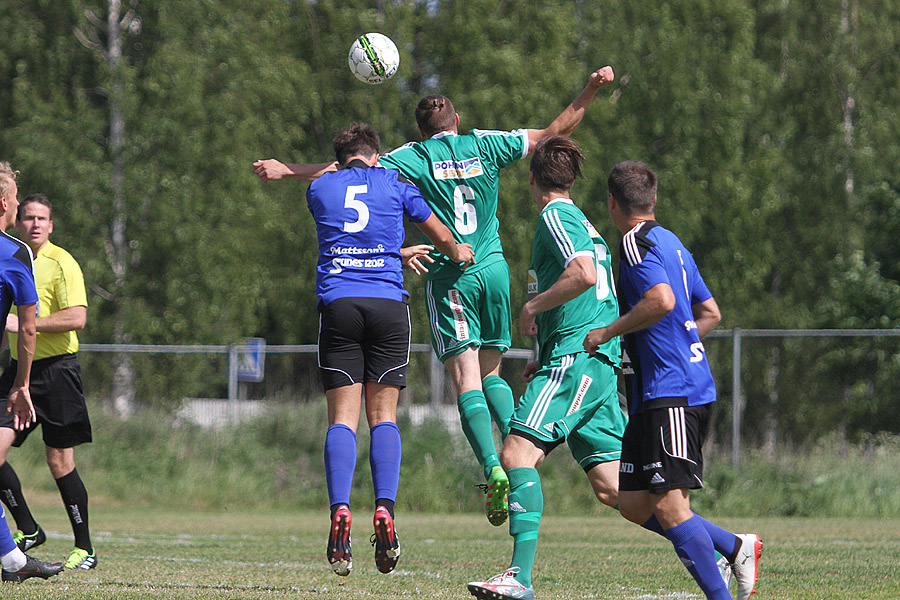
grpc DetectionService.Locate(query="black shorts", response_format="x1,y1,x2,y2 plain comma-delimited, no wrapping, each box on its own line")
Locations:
0,354,92,449
317,297,410,391
619,403,711,494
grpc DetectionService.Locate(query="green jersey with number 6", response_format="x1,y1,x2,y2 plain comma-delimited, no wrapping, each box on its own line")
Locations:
529,198,620,366
379,129,527,279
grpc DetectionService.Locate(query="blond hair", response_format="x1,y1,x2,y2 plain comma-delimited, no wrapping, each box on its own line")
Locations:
0,162,18,200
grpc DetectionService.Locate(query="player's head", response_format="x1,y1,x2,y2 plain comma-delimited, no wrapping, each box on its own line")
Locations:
333,122,381,166
17,193,54,252
415,95,459,139
0,162,20,232
529,136,585,194
607,160,657,217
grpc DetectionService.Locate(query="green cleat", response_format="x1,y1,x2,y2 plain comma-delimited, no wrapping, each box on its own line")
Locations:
65,548,97,570
480,466,509,526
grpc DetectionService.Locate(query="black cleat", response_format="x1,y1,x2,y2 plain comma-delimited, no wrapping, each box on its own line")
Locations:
13,527,45,553
2,554,64,583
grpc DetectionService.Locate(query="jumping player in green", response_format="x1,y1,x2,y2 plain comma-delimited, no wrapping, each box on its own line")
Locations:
467,137,625,600
252,65,615,526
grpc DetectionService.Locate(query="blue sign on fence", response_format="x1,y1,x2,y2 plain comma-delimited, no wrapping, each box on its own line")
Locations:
237,338,266,382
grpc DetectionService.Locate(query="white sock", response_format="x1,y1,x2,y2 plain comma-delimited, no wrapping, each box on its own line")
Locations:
1,547,26,572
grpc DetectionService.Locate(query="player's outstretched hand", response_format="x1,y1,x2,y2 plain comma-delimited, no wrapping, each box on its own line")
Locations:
401,244,435,275
6,385,35,431
253,159,292,182
588,66,615,89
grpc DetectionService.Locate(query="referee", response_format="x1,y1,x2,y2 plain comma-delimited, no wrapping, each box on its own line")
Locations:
0,193,95,571
262,123,472,577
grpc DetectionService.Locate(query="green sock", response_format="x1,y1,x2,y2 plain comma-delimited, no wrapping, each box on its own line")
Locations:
507,467,543,588
457,390,500,477
482,375,514,439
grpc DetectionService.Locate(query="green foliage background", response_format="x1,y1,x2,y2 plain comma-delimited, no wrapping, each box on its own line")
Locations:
1,0,899,444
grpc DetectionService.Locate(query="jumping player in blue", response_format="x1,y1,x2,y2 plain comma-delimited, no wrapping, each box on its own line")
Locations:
279,124,473,577
0,162,63,583
584,161,762,600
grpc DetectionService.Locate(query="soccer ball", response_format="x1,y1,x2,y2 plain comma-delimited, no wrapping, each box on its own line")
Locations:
348,33,399,84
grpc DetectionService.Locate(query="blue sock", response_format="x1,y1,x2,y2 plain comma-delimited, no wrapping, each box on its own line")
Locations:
369,421,402,504
644,513,740,560
664,516,731,600
0,505,15,555
324,424,357,507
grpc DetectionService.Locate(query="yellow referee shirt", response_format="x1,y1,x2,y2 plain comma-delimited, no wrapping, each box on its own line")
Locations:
10,241,87,361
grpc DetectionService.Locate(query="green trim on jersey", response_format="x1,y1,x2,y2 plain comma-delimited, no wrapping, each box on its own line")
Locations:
379,129,527,278
529,199,620,366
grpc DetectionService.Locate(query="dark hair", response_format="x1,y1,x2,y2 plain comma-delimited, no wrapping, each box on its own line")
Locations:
333,122,381,165
18,192,52,221
607,160,658,216
414,95,456,138
530,136,585,193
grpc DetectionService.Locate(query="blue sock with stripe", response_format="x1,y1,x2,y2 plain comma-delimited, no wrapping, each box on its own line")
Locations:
664,515,732,600
324,424,357,507
507,467,542,588
369,421,402,504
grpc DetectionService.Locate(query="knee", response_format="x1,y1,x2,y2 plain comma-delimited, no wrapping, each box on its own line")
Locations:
593,486,619,509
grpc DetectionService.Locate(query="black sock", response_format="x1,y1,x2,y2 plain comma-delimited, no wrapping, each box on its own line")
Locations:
330,502,349,520
0,461,37,534
55,468,91,553
375,498,394,518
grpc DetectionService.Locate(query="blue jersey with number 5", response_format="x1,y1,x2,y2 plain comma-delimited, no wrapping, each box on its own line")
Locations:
306,160,433,305
618,221,716,414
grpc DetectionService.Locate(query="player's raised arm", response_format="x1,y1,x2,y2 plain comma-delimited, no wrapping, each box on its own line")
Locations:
525,66,615,155
253,159,338,183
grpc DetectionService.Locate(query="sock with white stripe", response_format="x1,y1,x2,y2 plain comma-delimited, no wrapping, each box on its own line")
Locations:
482,375,514,439
507,467,542,588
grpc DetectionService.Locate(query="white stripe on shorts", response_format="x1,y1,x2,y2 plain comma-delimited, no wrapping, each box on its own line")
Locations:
526,354,574,430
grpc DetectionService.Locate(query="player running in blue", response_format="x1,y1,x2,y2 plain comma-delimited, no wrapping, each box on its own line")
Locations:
0,162,63,583
270,124,472,577
584,160,762,600
253,65,616,528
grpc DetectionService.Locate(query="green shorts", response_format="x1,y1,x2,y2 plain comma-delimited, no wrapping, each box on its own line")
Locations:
425,259,511,361
510,352,626,469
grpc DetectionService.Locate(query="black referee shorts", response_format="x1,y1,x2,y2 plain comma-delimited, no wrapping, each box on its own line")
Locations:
0,353,92,449
317,297,411,391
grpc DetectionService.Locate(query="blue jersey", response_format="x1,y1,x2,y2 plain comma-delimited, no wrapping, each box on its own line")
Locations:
306,160,433,305
0,231,37,323
618,221,715,414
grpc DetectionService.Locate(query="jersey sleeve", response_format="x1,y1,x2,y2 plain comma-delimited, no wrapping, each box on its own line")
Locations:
54,254,88,309
471,129,527,169
8,262,38,307
397,179,433,223
539,205,594,268
621,237,669,297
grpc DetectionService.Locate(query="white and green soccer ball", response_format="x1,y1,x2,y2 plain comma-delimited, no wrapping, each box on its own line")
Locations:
348,33,399,84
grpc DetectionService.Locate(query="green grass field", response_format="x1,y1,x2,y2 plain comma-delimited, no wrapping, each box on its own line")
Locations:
7,500,900,599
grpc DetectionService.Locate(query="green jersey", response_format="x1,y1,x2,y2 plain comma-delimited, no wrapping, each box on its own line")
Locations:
529,198,620,366
379,129,527,279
